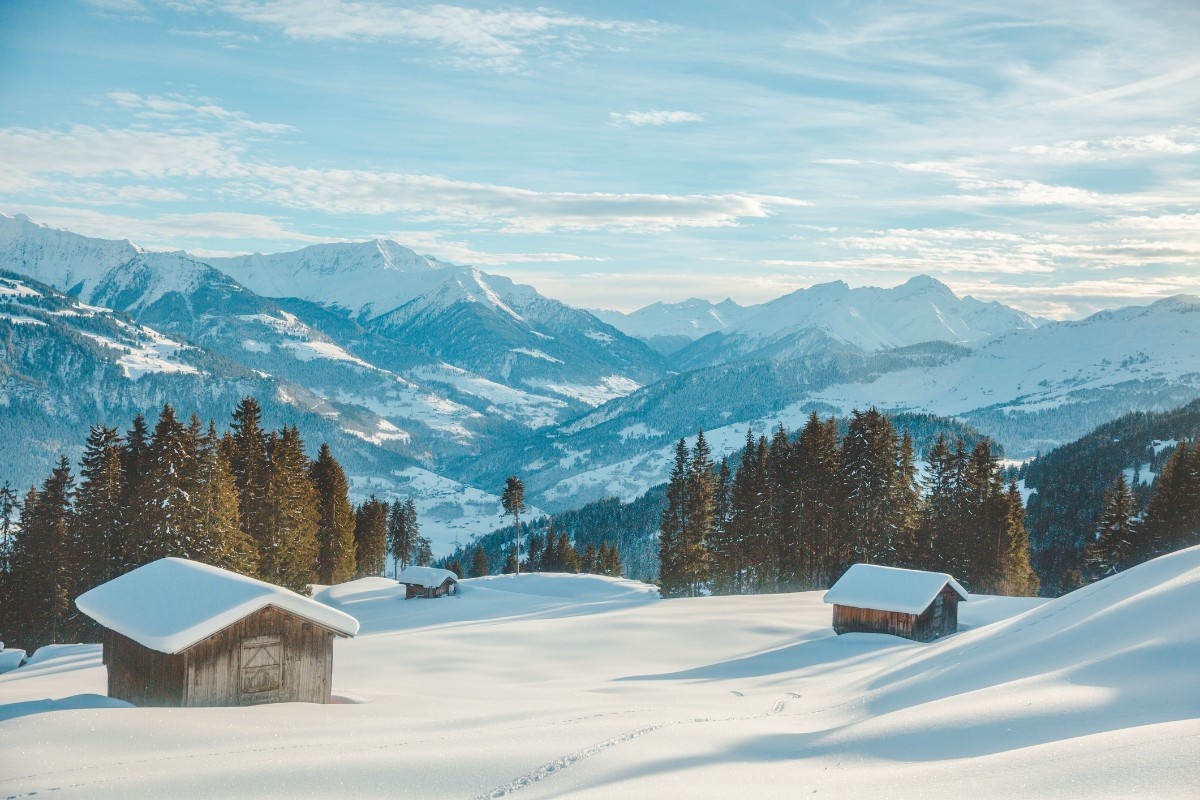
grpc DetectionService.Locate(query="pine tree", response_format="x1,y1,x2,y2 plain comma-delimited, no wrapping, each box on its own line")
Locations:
1137,441,1197,560
581,541,599,573
260,425,319,591
446,559,463,579
708,457,736,594
526,531,546,572
1086,473,1138,580
796,413,842,588
680,430,715,596
657,438,689,597
471,545,490,577
558,531,581,573
0,480,18,644
1000,481,1039,595
228,397,270,556
71,425,125,594
501,476,526,575
139,404,200,562
10,459,74,649
768,425,799,590
193,421,258,575
412,535,433,567
117,413,152,571
310,443,356,584
961,439,1008,591
842,408,901,565
891,431,921,567
601,541,624,577
542,523,560,571
354,496,389,578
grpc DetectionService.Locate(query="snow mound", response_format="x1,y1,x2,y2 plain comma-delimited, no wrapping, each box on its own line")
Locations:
314,572,658,635
823,544,1200,759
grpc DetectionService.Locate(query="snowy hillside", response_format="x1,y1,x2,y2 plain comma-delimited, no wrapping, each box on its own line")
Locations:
4,547,1200,798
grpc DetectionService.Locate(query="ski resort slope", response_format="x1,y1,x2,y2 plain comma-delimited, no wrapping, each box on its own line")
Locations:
3,550,1200,799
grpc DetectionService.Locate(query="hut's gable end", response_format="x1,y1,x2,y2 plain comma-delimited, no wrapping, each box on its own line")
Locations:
181,605,337,707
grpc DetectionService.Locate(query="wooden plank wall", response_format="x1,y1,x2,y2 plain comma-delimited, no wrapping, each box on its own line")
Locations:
184,606,335,706
832,605,917,639
105,629,187,707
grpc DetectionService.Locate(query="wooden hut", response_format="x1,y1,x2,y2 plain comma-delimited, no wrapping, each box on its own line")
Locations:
396,566,459,599
823,563,969,642
75,557,359,707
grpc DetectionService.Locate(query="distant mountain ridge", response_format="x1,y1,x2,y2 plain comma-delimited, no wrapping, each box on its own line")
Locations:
4,212,1200,559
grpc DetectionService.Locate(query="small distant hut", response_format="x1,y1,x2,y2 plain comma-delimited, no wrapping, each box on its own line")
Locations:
823,563,969,642
396,566,459,599
75,557,359,707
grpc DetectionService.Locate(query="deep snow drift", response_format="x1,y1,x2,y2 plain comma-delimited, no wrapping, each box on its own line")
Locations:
3,549,1199,798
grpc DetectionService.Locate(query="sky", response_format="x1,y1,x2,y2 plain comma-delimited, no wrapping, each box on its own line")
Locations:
1,1,1198,318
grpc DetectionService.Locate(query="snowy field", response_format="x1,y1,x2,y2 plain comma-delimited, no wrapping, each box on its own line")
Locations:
3,548,1200,798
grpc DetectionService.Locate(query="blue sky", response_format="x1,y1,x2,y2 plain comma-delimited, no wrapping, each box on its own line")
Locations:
1,0,1198,317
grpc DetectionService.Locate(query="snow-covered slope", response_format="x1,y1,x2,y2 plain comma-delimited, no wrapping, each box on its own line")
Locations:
4,547,1199,798
810,294,1200,453
674,275,1042,369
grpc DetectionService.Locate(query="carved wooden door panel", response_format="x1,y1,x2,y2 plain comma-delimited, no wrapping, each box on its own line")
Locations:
239,634,282,704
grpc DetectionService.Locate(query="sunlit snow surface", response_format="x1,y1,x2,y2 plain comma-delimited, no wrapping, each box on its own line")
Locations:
3,550,1200,798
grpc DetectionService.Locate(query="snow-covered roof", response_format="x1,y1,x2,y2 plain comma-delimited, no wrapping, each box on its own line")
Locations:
396,566,458,589
75,558,359,654
823,564,969,615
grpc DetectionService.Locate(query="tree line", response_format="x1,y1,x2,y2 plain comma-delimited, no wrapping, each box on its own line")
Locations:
658,409,1039,598
1087,439,1200,582
0,397,429,652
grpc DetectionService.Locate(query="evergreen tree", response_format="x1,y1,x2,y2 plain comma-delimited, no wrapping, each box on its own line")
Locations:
526,531,546,572
260,425,319,591
581,541,599,573
471,545,490,578
796,413,842,588
657,438,689,597
770,425,802,590
501,476,526,575
842,408,902,565
193,421,258,575
961,438,1008,591
446,559,463,579
9,459,74,649
117,413,152,571
228,397,270,556
708,456,736,594
680,430,715,596
310,443,356,584
557,530,581,574
412,535,434,567
139,404,200,562
1086,473,1139,580
1137,441,1197,560
0,480,18,644
891,431,921,567
71,425,125,594
354,496,389,578
1000,481,1039,596
503,550,518,574
601,541,624,577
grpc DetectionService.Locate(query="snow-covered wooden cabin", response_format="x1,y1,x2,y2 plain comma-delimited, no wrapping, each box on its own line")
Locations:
396,566,459,599
823,564,969,642
75,558,359,707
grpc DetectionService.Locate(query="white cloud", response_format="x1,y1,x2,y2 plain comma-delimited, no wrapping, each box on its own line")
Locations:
1013,129,1200,161
608,110,704,128
218,1,664,70
384,231,606,267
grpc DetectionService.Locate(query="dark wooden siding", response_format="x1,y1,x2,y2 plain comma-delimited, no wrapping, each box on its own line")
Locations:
832,584,962,643
103,605,338,707
403,578,457,599
104,629,187,707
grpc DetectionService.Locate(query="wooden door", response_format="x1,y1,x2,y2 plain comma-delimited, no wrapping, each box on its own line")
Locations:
239,634,282,704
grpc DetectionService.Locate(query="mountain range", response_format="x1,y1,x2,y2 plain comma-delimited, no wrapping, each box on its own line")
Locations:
4,212,1199,554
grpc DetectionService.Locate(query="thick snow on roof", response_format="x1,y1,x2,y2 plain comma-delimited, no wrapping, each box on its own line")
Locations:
75,558,359,654
395,566,458,589
824,563,969,615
